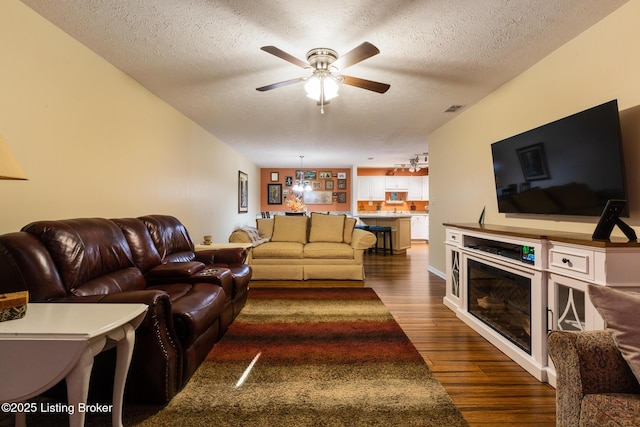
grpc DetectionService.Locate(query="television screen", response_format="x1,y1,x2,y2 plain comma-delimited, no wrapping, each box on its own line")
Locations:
491,100,627,217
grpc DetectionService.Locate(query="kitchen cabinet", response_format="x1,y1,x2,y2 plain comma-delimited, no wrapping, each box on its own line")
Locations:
357,177,385,200
407,177,422,200
407,176,429,201
384,176,409,191
422,176,429,200
411,214,429,240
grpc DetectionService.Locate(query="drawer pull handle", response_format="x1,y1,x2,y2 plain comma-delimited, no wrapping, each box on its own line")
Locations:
562,258,570,264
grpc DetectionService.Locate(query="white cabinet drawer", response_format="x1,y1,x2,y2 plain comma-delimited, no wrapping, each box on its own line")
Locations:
548,245,594,280
446,229,462,247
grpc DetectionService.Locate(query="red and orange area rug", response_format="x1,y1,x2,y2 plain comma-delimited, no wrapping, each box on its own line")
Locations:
134,287,468,427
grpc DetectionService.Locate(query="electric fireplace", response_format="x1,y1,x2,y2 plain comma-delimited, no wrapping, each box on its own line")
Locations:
467,259,532,354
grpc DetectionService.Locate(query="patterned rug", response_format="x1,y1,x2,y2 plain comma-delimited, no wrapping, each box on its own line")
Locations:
14,288,467,426
131,287,468,427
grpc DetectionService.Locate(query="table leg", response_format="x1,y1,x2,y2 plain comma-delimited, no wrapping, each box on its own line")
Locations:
14,411,26,427
65,346,96,427
112,323,135,427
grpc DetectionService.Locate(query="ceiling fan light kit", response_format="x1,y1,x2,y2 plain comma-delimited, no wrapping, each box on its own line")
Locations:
257,42,390,114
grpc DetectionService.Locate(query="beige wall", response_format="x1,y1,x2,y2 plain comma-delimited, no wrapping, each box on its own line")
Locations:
0,1,259,242
429,0,640,275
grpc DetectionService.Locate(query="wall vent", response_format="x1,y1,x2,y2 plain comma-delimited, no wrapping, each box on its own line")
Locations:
444,105,465,113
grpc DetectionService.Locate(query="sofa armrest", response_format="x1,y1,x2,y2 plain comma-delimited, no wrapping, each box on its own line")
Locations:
52,290,181,403
548,330,640,427
195,247,247,265
350,228,377,250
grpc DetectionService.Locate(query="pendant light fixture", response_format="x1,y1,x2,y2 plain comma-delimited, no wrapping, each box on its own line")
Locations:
292,155,312,192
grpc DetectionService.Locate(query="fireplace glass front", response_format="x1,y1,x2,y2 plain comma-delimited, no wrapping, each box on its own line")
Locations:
467,259,532,354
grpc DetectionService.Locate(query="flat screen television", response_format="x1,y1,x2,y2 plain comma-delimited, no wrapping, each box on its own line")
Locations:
491,100,627,217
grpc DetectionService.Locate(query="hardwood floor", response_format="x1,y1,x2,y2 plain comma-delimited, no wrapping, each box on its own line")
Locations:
364,242,557,427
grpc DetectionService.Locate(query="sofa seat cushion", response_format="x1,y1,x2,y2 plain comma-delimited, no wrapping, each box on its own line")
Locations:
149,283,226,348
580,393,640,427
304,242,354,259
252,241,304,259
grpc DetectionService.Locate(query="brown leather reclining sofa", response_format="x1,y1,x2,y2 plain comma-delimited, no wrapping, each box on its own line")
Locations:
0,214,251,404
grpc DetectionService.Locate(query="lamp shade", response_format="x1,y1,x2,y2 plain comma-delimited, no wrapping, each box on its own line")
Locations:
0,135,27,180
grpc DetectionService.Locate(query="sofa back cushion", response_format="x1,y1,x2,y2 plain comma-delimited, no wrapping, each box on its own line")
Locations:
271,215,309,243
343,217,357,244
256,218,274,238
113,218,163,272
22,218,145,296
309,213,345,243
0,232,67,301
138,215,196,262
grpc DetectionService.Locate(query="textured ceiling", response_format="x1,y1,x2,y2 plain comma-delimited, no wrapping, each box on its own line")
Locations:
21,0,629,168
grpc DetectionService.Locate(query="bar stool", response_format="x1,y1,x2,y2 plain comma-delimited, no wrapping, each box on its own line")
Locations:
367,225,393,256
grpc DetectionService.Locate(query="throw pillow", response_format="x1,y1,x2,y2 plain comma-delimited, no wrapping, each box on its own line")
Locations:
588,284,640,383
343,217,357,244
271,215,309,243
309,213,345,243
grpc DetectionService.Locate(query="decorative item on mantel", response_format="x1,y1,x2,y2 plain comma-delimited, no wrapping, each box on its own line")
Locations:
0,291,29,322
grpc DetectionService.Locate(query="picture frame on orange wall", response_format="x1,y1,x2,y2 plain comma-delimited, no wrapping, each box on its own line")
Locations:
267,184,282,205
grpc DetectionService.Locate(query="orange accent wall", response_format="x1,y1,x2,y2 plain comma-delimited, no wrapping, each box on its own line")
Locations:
260,168,352,212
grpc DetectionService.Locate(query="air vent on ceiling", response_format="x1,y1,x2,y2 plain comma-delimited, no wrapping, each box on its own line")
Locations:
444,105,465,113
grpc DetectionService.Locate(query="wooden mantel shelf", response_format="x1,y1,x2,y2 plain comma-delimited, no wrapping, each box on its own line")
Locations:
443,222,640,248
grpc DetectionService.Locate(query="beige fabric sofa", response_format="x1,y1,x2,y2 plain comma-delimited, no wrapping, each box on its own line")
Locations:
229,213,376,280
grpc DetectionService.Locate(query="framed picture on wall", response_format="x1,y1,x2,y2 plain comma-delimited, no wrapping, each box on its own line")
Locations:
270,172,279,182
303,191,333,205
337,179,347,189
325,180,334,190
337,172,347,179
238,171,248,213
319,171,332,179
267,184,282,204
337,192,347,203
285,176,293,186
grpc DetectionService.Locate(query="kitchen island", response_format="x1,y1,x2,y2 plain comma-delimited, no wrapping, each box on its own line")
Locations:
357,214,412,254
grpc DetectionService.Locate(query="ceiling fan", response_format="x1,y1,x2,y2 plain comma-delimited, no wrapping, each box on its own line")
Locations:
256,42,390,113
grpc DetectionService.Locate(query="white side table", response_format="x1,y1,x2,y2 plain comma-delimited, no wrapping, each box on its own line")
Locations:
0,303,147,427
194,242,253,251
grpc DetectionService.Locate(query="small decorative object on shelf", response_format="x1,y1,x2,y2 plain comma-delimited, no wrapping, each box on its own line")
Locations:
0,291,29,322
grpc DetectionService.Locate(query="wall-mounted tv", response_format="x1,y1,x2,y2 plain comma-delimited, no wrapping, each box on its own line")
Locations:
491,100,627,217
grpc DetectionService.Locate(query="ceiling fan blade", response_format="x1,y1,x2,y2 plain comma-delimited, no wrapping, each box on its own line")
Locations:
341,75,390,94
334,42,380,70
260,46,309,69
256,77,305,92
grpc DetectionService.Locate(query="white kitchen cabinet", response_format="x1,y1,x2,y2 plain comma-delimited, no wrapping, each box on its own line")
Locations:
384,176,409,191
410,215,429,240
357,176,385,200
407,177,422,200
422,176,429,200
